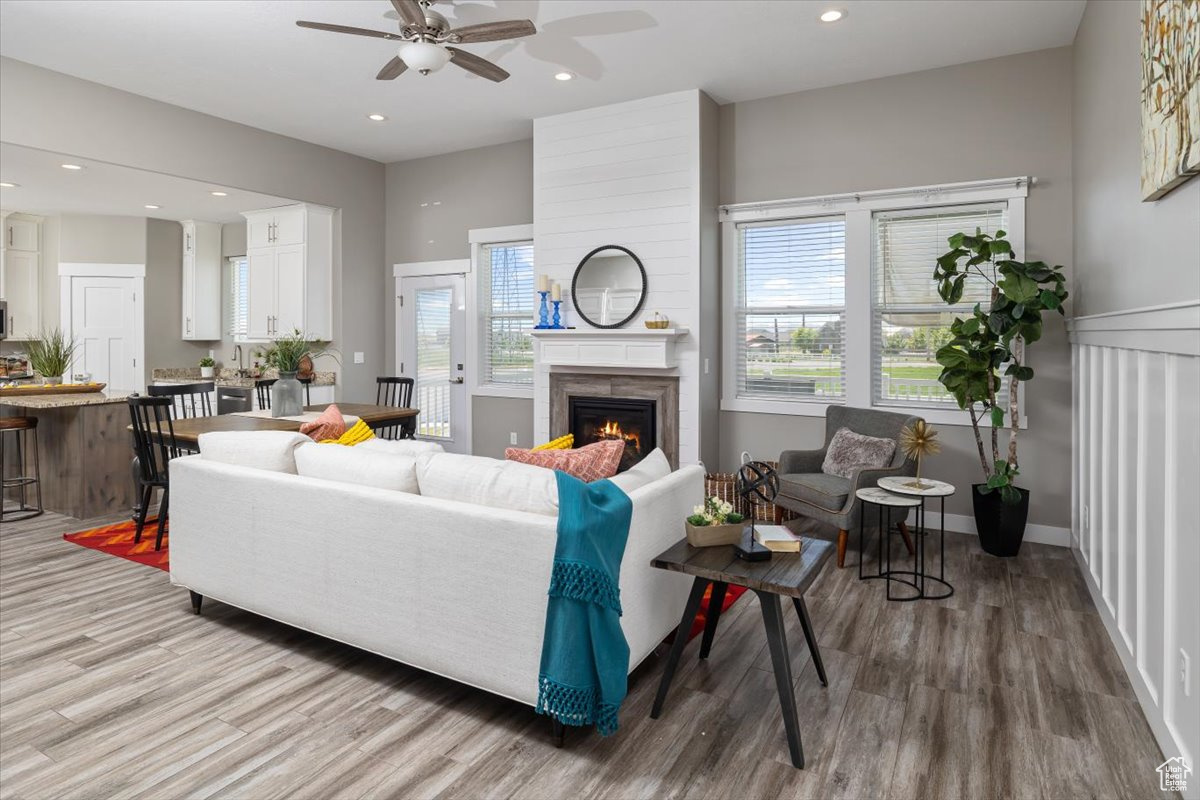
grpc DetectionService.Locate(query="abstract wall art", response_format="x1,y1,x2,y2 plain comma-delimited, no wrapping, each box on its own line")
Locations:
1141,0,1200,200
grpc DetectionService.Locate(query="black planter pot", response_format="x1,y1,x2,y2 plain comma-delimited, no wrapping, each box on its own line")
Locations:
972,484,1031,557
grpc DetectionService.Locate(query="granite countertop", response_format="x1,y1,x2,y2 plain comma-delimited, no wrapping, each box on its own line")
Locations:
152,367,336,387
0,390,136,409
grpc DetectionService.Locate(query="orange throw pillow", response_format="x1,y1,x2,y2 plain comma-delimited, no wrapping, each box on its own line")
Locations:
300,404,346,442
505,439,624,482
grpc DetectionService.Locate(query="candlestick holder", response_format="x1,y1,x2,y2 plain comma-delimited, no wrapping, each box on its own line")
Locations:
551,300,563,329
535,291,551,329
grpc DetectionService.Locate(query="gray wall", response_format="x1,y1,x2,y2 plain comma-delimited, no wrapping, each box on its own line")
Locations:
59,214,147,263
144,218,222,372
384,139,535,455
1072,0,1200,317
0,57,385,401
718,47,1075,528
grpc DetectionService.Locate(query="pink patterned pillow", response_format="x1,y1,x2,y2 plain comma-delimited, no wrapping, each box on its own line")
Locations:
505,439,624,481
299,404,346,442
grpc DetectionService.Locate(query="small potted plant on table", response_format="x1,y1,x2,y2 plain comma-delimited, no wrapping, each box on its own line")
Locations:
199,356,215,379
686,496,746,547
257,330,337,418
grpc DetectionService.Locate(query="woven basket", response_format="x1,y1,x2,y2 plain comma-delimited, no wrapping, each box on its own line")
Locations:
746,460,799,525
704,471,749,519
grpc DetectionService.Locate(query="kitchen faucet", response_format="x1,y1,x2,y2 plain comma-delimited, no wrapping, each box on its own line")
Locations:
231,344,246,377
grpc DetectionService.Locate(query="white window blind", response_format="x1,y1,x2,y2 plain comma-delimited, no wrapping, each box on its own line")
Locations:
872,204,1008,406
227,256,249,338
735,217,846,401
479,241,534,386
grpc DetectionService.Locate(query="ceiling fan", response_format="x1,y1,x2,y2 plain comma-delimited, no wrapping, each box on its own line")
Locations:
296,0,535,83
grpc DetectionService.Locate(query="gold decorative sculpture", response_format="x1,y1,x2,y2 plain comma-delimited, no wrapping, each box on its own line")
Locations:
899,420,941,490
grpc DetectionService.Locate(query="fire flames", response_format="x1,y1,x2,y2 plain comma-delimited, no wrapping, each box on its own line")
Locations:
597,419,641,452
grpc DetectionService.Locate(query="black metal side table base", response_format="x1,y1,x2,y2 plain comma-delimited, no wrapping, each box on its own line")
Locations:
858,491,955,602
651,576,827,769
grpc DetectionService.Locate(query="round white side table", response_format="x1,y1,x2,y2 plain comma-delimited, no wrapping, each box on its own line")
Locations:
857,478,956,601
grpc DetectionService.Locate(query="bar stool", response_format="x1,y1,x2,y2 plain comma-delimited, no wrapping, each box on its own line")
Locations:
0,416,43,521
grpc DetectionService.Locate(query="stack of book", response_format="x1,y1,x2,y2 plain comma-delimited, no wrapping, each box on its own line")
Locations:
752,524,804,553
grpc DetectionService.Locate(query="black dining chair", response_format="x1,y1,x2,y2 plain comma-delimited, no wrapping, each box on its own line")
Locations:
128,395,182,551
255,378,312,411
375,376,415,439
147,382,215,419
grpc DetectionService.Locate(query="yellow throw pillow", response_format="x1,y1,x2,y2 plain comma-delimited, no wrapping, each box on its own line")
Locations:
320,418,376,446
532,433,574,451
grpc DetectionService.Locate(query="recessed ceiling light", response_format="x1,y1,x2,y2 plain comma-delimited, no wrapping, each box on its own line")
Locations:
819,9,846,22
554,71,574,81
144,204,161,210
61,163,84,170
210,191,228,197
0,182,17,188
367,113,388,122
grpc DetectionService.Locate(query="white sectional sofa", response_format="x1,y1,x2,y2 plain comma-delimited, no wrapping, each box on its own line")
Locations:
168,433,701,709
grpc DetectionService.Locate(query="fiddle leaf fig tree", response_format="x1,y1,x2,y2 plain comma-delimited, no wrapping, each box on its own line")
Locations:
933,230,1067,504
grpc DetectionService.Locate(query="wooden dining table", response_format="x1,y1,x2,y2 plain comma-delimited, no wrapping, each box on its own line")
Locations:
128,403,419,524
138,403,419,446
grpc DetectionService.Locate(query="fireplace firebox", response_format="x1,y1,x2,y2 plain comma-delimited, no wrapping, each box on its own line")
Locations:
569,396,657,473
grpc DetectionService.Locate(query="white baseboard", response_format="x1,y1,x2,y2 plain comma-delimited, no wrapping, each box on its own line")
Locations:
923,510,1071,548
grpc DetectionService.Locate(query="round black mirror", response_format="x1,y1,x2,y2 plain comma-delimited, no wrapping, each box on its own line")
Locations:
571,245,647,329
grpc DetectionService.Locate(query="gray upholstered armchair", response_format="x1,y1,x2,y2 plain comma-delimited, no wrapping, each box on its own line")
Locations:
776,406,920,568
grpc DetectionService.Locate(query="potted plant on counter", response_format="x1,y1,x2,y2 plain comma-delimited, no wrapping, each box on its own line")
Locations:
199,356,215,379
27,328,76,386
257,330,338,418
933,229,1067,557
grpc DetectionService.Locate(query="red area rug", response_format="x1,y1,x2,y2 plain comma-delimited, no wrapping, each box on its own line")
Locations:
64,518,169,571
687,583,748,641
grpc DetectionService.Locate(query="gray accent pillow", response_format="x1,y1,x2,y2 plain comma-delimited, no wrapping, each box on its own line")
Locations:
821,426,896,479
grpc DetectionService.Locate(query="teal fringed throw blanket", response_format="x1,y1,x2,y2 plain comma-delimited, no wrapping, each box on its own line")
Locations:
535,471,633,736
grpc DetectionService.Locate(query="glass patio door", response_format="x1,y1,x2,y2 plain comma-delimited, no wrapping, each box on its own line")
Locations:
397,274,467,453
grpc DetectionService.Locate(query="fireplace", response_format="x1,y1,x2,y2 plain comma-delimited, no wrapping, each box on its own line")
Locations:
569,396,657,473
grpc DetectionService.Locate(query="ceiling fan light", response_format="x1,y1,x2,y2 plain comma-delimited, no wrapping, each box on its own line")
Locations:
399,41,451,75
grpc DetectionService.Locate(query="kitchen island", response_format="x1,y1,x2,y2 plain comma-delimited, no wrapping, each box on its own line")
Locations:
0,390,136,520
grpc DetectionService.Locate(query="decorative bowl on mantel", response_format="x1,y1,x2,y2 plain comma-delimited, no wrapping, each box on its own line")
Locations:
644,312,670,330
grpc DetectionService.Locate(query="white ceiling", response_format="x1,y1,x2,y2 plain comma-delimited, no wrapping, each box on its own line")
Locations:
0,143,294,222
0,0,1085,164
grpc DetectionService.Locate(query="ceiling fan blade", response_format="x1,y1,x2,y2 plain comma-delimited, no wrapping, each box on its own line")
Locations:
447,47,510,82
390,0,426,28
296,20,401,40
448,20,536,44
376,56,408,80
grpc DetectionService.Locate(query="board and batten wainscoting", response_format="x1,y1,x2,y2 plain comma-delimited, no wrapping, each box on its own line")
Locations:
1069,299,1200,775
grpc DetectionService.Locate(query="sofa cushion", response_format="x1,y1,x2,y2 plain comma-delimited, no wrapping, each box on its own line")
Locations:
821,427,896,479
778,472,851,512
609,448,671,495
294,443,420,493
357,438,445,457
504,439,624,482
417,452,558,516
299,403,346,442
197,431,312,474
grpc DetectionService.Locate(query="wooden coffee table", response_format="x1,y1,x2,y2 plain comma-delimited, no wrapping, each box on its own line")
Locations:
649,535,834,768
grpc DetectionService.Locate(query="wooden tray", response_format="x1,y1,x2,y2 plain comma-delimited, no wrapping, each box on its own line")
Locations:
0,383,107,397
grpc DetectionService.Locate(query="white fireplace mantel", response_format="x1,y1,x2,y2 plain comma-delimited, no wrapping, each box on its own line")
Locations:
532,328,689,370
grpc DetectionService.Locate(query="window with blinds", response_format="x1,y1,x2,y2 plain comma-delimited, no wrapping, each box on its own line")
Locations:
479,241,534,386
227,256,249,338
872,204,1008,406
735,217,846,402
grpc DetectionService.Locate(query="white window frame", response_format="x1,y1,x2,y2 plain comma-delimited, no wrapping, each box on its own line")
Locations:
721,177,1029,427
227,255,252,342
467,224,534,400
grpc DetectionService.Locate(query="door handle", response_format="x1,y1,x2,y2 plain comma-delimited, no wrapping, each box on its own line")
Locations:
448,377,464,384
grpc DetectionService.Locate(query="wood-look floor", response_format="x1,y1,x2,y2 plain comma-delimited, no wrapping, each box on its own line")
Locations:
0,508,1166,800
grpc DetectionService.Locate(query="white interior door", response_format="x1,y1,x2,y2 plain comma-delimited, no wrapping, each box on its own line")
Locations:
398,274,468,453
68,275,140,390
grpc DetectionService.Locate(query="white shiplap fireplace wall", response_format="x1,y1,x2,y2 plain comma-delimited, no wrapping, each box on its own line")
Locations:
532,90,720,467
1069,300,1200,773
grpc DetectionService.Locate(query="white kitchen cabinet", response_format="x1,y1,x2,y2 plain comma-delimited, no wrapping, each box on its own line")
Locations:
240,203,333,340
180,220,222,340
5,217,38,251
0,213,42,340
